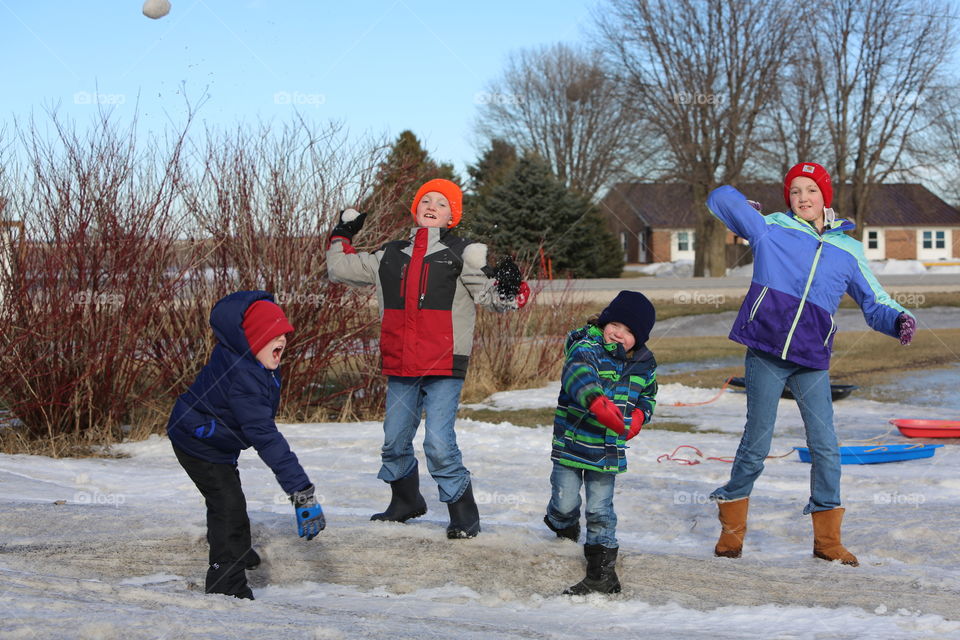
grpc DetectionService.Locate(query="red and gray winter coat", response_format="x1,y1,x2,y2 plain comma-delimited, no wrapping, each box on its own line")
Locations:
327,227,513,378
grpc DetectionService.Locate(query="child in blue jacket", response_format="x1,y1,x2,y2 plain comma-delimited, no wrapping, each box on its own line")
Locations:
168,291,324,599
707,163,916,566
545,290,658,595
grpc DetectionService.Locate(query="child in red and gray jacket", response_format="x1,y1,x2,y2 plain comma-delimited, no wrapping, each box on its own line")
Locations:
326,178,527,539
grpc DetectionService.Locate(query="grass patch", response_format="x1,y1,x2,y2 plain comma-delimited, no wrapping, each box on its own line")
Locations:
644,420,727,434
458,407,556,428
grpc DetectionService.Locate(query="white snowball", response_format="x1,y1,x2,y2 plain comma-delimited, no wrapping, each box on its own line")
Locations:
142,0,171,19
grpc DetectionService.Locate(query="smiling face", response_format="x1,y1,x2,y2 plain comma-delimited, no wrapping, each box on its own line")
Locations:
415,191,453,228
788,176,825,231
602,321,636,352
254,334,287,370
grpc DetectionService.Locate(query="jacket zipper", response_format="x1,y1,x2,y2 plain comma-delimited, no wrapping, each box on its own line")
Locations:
418,263,430,309
748,286,768,322
782,239,824,359
400,263,408,299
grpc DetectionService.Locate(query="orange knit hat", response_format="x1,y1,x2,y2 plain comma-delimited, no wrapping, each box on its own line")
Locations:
410,178,463,228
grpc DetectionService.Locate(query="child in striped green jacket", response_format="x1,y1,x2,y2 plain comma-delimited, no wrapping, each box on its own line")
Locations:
545,290,658,595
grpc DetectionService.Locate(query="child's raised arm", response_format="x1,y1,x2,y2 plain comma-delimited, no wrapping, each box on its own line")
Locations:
707,185,774,244
326,208,381,287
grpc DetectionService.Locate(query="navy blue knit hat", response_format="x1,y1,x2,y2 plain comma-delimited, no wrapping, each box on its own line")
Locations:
597,290,656,348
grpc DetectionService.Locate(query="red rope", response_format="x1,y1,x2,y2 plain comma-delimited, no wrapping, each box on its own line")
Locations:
669,376,734,407
657,444,793,465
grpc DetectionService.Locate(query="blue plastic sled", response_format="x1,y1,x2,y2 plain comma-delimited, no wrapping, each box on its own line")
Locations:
794,444,943,465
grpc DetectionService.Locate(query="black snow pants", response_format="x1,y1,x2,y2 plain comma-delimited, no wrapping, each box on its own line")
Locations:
173,445,256,599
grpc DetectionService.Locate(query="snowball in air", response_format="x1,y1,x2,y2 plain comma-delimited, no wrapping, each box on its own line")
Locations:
142,0,171,19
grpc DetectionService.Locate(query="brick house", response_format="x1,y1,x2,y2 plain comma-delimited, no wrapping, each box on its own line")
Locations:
599,182,960,264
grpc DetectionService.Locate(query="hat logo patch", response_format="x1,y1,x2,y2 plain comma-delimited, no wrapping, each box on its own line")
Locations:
802,165,815,173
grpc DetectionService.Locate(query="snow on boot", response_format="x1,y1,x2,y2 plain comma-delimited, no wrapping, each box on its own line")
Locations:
812,507,859,566
563,544,621,595
244,548,261,570
446,481,481,539
371,461,427,523
715,497,749,558
543,514,580,542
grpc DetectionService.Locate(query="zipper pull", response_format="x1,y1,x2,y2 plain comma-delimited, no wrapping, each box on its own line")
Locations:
418,293,425,309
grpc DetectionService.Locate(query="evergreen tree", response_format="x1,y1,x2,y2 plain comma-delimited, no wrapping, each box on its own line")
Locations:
361,130,458,238
471,154,623,278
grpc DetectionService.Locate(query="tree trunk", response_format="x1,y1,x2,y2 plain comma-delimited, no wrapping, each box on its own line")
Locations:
692,184,726,277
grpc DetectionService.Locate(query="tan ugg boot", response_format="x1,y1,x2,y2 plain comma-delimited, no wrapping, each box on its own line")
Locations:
714,497,749,558
811,507,859,566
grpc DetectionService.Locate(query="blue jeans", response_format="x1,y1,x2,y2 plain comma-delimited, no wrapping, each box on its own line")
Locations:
546,462,618,547
378,375,469,503
711,348,841,514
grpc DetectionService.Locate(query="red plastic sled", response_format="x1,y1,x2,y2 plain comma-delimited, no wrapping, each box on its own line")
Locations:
891,419,960,438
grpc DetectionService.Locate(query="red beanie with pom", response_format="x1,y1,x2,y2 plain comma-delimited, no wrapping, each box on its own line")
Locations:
242,300,294,356
783,162,833,208
410,178,463,228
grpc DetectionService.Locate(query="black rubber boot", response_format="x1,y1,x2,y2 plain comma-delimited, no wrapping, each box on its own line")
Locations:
446,481,481,539
371,461,428,523
244,548,261,570
563,544,621,595
544,514,580,542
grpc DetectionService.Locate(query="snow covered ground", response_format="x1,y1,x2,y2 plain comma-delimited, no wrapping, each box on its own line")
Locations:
2,307,958,639
3,373,960,639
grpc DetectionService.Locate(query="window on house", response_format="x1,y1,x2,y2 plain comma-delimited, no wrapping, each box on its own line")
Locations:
677,231,691,252
866,230,879,250
922,230,945,249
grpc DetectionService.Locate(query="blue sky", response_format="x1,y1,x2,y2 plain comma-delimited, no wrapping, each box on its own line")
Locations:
2,0,599,174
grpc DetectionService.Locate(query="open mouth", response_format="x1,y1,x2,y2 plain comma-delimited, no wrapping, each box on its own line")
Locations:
273,346,284,360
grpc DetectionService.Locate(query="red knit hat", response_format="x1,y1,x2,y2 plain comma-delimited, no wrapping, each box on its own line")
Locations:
242,300,294,356
410,178,463,228
783,162,833,208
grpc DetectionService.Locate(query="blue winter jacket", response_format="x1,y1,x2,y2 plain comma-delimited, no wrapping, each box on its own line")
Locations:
167,290,311,495
551,324,658,473
708,186,912,370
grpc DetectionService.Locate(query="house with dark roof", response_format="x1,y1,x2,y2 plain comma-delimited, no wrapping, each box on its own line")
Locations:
599,182,960,264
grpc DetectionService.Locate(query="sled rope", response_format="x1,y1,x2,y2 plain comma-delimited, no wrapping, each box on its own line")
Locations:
669,377,734,407
657,444,794,465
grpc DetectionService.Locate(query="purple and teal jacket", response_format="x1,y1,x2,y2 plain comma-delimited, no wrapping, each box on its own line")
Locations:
708,185,912,370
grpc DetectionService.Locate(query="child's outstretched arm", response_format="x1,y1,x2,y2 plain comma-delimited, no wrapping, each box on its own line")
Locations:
326,208,381,287
707,185,774,244
845,244,915,342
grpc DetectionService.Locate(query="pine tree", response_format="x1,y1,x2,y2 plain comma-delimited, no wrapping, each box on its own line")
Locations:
471,154,623,278
361,130,458,239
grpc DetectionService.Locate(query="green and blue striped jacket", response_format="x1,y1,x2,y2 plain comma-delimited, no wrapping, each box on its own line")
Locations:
551,324,658,473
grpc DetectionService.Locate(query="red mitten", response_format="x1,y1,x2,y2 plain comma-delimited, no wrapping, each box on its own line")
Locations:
516,282,531,308
588,395,625,436
626,409,645,440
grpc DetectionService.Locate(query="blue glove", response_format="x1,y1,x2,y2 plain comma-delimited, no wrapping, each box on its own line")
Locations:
290,484,325,540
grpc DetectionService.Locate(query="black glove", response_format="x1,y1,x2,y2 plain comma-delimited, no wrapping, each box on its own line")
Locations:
492,257,522,299
290,484,325,540
330,208,367,243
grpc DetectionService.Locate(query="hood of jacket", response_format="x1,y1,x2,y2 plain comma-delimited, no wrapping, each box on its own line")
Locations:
209,290,276,360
